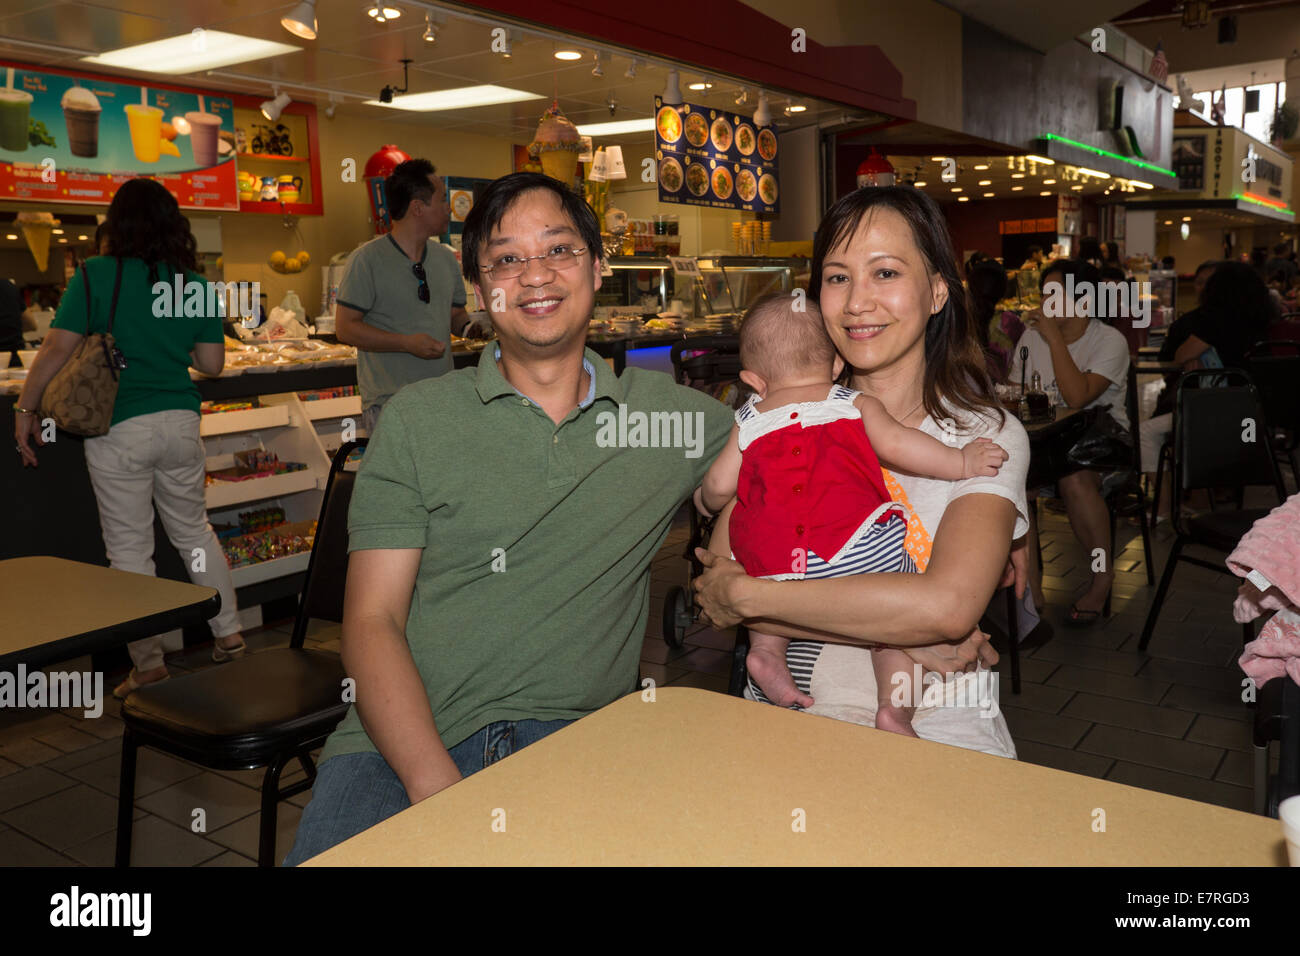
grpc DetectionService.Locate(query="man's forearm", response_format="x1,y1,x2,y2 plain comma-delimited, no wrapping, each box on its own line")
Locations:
343,616,460,801
337,313,410,354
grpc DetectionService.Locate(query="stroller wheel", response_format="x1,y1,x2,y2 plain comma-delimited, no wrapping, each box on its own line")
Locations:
662,587,689,648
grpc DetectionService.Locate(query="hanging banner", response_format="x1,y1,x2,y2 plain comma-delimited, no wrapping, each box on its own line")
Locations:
654,96,779,214
0,62,238,210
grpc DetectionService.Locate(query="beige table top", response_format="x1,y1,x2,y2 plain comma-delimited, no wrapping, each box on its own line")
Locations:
305,687,1288,866
0,555,219,667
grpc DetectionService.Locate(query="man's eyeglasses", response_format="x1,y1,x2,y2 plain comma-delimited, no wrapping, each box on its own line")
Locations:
480,245,587,281
412,262,430,303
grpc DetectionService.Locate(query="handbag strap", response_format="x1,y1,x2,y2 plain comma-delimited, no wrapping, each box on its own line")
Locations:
105,256,124,335
79,263,92,336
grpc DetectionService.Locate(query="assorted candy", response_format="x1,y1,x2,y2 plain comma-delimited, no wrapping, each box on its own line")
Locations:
298,386,357,401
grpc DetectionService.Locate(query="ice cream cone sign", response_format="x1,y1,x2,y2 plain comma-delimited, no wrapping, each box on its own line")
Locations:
15,212,58,272
528,102,581,186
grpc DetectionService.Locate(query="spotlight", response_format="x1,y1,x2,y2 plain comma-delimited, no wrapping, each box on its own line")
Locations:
734,89,748,106
784,101,806,115
367,2,401,21
688,78,713,91
281,0,317,40
624,58,639,79
325,94,339,119
423,15,436,42
752,90,771,126
662,69,683,106
260,88,292,120
554,48,582,61
592,53,604,77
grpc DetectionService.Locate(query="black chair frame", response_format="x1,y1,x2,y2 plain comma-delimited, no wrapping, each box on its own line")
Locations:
1138,370,1286,651
115,440,365,867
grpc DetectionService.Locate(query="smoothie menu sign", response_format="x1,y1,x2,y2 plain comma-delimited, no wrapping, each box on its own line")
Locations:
0,63,238,210
654,96,779,214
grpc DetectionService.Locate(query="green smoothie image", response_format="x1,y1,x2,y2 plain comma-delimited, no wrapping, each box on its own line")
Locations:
0,88,33,152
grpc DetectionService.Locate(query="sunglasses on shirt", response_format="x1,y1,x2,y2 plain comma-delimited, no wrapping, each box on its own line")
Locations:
412,262,430,303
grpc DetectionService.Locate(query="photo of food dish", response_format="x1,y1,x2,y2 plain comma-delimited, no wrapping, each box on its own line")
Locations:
735,124,755,156
736,169,757,202
757,128,778,161
684,112,709,147
710,117,732,152
685,162,709,196
657,106,682,143
759,173,778,205
712,166,734,200
659,156,683,192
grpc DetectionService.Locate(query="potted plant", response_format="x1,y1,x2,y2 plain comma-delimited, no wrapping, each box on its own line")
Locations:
1272,101,1299,145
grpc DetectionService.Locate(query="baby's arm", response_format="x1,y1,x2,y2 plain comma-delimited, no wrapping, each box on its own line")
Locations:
700,422,743,514
855,394,1007,480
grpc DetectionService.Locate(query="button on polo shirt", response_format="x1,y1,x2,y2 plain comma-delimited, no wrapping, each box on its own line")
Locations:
320,346,733,761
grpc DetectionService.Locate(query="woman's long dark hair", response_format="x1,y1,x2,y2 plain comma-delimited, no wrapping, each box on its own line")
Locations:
1201,260,1273,334
966,259,1009,353
100,177,198,274
810,186,1001,424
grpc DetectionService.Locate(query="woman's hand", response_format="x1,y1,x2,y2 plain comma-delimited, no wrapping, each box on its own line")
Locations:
13,409,44,467
904,628,998,675
692,547,751,629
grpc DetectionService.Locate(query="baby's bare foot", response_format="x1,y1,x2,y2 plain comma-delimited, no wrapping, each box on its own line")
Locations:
747,646,814,709
875,703,919,737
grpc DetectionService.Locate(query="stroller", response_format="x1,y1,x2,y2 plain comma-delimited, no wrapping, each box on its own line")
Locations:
662,335,752,696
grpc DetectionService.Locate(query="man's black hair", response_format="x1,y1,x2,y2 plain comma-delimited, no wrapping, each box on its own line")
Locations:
387,158,437,221
461,172,602,282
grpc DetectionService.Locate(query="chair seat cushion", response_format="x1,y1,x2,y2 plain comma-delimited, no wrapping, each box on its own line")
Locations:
1186,509,1274,552
121,648,349,764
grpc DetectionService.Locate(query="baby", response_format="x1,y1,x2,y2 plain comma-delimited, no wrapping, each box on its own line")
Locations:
699,293,1007,736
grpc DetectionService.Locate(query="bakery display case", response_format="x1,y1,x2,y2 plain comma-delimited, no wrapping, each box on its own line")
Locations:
692,257,805,317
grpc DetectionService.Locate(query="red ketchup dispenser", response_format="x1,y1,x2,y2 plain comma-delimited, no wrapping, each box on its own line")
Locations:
365,144,412,234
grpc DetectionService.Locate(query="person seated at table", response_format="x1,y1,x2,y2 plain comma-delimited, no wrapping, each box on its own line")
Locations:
282,173,1004,865
697,292,1007,731
967,259,1023,382
1009,258,1130,625
694,185,1027,758
1140,261,1274,517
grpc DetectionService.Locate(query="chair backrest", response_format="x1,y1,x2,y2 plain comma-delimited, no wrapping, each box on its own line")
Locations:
1123,363,1144,473
1243,349,1300,435
670,335,741,386
1172,368,1284,513
289,440,367,649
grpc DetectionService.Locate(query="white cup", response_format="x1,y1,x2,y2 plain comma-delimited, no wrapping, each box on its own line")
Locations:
1280,794,1300,867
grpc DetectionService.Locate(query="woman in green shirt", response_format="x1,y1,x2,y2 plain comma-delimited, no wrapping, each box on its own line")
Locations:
14,178,245,696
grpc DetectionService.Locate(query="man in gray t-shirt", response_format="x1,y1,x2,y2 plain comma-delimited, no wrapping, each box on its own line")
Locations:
336,159,486,427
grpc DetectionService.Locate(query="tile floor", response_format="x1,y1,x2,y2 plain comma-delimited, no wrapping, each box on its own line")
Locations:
0,489,1288,865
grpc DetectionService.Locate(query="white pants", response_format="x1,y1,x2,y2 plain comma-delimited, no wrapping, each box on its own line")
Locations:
84,409,241,672
1139,412,1172,473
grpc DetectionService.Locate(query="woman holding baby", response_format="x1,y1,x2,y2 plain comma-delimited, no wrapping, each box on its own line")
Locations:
694,186,1030,758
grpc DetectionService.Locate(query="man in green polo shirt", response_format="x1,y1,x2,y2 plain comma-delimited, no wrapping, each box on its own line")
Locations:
335,158,488,432
284,173,733,865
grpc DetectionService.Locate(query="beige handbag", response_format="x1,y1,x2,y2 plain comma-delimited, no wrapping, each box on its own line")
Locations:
39,258,127,437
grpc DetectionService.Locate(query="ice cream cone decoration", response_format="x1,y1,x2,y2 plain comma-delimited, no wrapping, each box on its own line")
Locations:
528,102,581,186
15,212,58,272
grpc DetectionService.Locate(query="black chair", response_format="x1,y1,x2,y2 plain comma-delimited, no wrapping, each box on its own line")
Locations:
1100,364,1156,592
1254,675,1300,817
1138,371,1286,651
1244,340,1300,481
115,441,365,867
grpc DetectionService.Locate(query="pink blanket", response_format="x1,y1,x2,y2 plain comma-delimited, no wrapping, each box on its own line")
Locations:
1228,494,1300,688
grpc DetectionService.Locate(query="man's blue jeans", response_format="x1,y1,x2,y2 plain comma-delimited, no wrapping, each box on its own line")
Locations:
283,717,574,866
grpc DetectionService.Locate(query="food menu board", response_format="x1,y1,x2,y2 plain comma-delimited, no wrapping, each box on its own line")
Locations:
0,62,238,210
654,96,779,214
